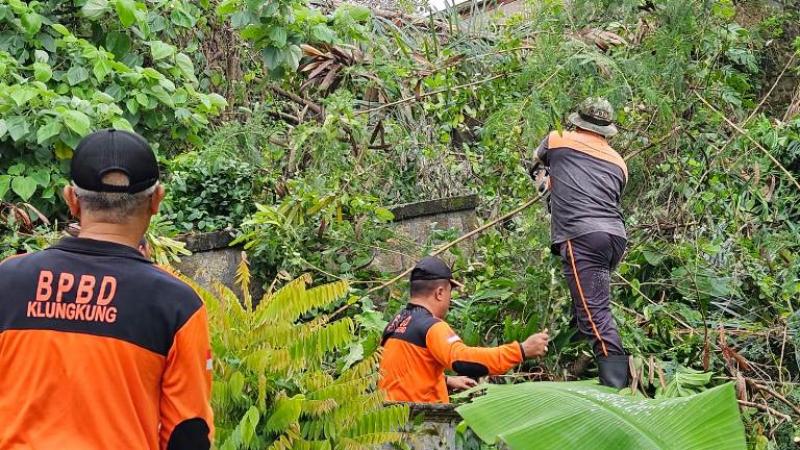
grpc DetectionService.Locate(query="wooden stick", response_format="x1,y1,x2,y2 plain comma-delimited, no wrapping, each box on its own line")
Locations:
738,400,791,421
269,84,323,116
694,92,800,192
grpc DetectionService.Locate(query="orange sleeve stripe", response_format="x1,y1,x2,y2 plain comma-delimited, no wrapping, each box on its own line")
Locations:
426,322,523,375
548,131,628,181
159,306,214,448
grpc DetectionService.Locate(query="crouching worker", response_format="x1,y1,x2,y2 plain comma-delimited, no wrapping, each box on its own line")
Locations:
378,256,549,403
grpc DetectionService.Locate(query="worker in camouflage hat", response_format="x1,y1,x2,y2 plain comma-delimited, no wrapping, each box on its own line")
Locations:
528,97,630,388
568,97,618,138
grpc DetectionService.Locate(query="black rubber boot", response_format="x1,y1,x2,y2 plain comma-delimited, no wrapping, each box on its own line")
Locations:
598,354,630,388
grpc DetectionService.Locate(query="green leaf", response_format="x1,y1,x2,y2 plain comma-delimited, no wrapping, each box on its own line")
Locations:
216,0,240,16
81,0,110,19
62,110,92,136
11,176,37,201
20,12,43,35
115,0,137,27
30,169,50,187
7,164,25,176
37,120,62,144
0,120,7,139
6,116,30,141
112,117,133,131
174,53,196,82
66,66,90,86
284,45,302,71
93,59,112,81
170,7,195,28
374,207,394,222
268,26,287,47
0,175,10,200
334,4,371,23
310,24,335,43
265,395,303,434
55,141,73,160
148,41,176,60
105,31,131,57
239,406,260,445
10,86,38,107
51,23,70,36
33,62,52,82
457,382,747,450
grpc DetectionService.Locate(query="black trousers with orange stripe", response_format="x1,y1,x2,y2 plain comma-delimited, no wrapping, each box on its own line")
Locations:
558,232,627,357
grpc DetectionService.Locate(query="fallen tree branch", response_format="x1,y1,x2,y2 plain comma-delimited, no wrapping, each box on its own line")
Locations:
738,400,791,421
269,84,323,116
748,380,800,417
695,92,800,193
356,73,509,116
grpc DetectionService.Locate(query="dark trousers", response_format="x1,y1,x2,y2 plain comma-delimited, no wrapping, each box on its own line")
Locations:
558,232,626,357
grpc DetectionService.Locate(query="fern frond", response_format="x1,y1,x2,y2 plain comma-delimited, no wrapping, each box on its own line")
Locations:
267,423,301,450
290,318,355,362
302,398,339,417
265,393,304,435
261,278,349,324
294,439,333,450
340,348,382,382
342,404,409,437
235,252,252,310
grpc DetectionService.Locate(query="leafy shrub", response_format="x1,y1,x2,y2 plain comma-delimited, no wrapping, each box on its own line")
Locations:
0,0,226,213
182,262,408,449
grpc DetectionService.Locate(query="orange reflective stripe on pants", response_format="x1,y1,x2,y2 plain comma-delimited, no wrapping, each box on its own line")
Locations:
566,239,609,357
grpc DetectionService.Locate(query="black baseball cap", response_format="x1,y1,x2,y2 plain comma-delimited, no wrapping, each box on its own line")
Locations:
410,256,464,289
70,129,159,194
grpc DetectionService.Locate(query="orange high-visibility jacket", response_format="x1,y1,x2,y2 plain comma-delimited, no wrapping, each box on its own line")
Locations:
0,238,213,450
378,304,523,403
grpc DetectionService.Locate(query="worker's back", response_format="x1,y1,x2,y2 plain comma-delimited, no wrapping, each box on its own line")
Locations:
0,237,213,450
379,305,450,403
540,130,628,246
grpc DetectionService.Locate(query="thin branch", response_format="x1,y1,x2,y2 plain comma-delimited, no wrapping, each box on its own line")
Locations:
748,380,800,417
738,400,791,421
694,92,800,192
356,73,509,116
269,84,323,116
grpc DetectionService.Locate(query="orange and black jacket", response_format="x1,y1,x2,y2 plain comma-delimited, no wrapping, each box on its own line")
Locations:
0,237,213,450
378,304,523,403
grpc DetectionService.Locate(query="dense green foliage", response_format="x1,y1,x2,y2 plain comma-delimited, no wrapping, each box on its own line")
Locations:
184,263,408,449
2,0,800,447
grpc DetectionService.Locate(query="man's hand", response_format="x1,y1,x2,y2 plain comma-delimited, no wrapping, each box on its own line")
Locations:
521,329,549,358
446,375,478,392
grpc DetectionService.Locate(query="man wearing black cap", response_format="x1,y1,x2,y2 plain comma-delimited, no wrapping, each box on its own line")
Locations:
378,256,549,403
528,97,630,388
0,129,213,449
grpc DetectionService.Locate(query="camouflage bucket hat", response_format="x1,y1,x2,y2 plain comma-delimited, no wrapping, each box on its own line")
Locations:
568,97,618,137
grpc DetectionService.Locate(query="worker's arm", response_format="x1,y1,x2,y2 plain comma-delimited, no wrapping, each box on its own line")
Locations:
426,321,524,378
535,134,551,167
159,305,214,450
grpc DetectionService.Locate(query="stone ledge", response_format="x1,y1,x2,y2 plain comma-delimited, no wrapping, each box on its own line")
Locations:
389,194,479,221
386,402,461,423
176,230,238,253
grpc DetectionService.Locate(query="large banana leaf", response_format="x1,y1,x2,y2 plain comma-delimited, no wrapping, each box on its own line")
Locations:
456,382,746,450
